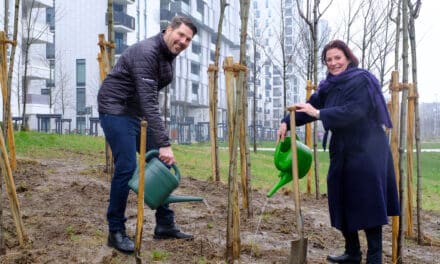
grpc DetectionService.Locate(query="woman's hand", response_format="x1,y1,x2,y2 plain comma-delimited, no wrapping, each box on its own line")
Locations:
276,122,288,144
295,103,319,119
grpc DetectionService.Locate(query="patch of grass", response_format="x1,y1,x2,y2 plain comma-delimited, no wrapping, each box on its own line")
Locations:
151,250,170,261
13,132,440,211
66,225,80,241
14,131,105,158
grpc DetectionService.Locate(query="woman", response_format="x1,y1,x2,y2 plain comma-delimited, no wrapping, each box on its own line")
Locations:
277,40,400,264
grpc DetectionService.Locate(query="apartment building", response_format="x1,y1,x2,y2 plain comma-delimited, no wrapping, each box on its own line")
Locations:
0,0,54,130
3,0,306,141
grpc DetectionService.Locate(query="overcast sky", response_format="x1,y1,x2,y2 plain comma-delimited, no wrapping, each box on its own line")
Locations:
415,1,439,103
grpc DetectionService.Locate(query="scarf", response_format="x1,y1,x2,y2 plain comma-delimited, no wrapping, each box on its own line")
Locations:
318,67,392,149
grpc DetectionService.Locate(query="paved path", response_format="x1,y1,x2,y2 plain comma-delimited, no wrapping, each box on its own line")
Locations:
254,148,440,152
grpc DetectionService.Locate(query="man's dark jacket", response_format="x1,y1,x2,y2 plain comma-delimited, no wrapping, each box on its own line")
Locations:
98,32,176,147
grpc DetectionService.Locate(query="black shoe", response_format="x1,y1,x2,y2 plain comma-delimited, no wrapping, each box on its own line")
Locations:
327,253,362,263
107,230,135,253
154,224,193,240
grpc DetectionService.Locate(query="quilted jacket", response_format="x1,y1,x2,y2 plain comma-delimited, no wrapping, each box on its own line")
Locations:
98,32,176,147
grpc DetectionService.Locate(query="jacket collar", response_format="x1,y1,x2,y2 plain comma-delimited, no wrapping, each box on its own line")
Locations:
159,31,177,61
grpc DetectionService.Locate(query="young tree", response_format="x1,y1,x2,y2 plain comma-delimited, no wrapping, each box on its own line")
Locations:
296,0,333,198
407,0,423,245
20,0,50,130
209,0,228,181
52,52,72,115
397,0,409,262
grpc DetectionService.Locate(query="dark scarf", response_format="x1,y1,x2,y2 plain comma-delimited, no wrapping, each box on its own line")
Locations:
318,66,392,128
318,67,392,149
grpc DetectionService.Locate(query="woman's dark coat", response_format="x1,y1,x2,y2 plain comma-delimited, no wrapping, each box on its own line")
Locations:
282,72,400,232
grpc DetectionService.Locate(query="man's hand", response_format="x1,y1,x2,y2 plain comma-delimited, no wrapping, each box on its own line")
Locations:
159,146,176,165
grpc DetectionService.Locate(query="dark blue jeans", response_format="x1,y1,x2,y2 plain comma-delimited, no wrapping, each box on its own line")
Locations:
99,113,174,232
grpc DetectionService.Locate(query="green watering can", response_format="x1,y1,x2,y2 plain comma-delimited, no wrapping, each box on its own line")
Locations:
128,150,204,210
267,136,313,198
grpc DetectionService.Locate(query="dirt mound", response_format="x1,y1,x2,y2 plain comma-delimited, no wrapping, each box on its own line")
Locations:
1,153,439,263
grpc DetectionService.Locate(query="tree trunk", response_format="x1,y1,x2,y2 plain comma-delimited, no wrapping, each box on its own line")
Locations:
407,0,423,245
397,0,409,262
210,0,227,181
238,0,252,218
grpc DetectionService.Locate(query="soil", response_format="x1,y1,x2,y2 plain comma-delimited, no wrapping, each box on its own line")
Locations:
1,150,439,263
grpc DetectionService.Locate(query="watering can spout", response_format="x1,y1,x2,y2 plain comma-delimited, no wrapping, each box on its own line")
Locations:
164,194,204,204
267,171,293,198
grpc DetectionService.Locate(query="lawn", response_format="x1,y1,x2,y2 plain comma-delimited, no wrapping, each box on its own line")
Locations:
13,131,440,211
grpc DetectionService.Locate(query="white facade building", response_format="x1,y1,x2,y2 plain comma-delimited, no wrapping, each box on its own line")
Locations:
3,0,281,140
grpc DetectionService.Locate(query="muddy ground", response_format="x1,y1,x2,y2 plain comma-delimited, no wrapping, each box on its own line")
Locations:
1,150,439,263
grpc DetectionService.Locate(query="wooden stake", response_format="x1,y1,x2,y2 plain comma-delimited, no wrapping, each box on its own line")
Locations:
0,125,26,245
406,83,415,237
0,31,17,170
97,34,114,179
224,57,241,262
389,71,401,264
135,120,147,263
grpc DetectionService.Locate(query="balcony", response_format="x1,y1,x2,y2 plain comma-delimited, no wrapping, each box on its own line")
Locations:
27,63,50,80
26,94,50,105
107,12,135,32
114,0,135,5
23,0,52,8
23,22,54,44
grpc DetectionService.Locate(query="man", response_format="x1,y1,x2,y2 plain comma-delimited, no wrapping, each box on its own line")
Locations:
98,16,197,253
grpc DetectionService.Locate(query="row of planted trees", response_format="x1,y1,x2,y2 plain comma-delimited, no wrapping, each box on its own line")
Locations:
206,0,437,263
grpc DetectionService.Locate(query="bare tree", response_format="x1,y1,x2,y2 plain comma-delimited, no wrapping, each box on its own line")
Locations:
248,13,266,152
296,0,333,199
209,0,228,181
407,0,423,245
20,0,50,130
397,0,409,262
52,52,72,115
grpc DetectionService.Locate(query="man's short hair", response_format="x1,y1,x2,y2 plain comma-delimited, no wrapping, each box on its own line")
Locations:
170,16,198,36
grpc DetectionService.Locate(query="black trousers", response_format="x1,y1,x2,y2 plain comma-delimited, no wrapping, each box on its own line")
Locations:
342,225,382,264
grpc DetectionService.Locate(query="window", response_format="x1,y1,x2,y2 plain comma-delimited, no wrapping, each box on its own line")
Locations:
210,50,215,62
76,59,86,86
211,34,217,44
197,0,203,13
46,60,55,87
191,62,200,75
192,83,199,94
76,117,86,134
113,3,123,12
192,42,201,54
76,88,86,115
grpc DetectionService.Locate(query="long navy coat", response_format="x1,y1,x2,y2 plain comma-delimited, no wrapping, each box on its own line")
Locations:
283,73,400,232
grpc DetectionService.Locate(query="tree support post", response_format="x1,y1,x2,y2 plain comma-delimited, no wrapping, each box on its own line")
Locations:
389,71,401,264
0,31,17,170
97,34,115,180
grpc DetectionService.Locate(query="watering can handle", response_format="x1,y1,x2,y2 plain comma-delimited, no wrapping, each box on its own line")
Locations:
145,150,181,181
